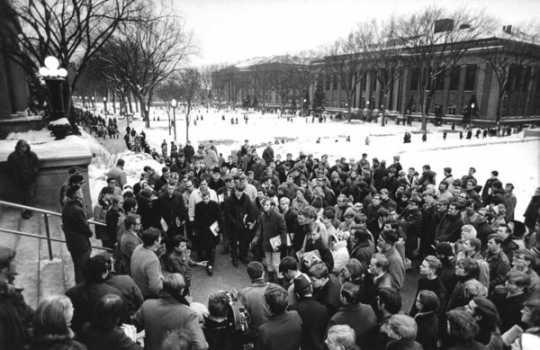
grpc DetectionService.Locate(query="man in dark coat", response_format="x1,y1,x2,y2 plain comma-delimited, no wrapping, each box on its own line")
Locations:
279,197,304,253
158,183,187,238
252,198,287,282
183,141,195,163
328,282,378,349
288,275,329,350
7,139,40,218
223,183,258,266
434,203,463,243
262,144,274,165
256,284,302,350
0,247,33,350
194,191,221,275
62,185,93,284
309,262,341,316
524,187,540,232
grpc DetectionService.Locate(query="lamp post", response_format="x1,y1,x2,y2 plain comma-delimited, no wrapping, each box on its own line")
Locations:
91,96,95,110
38,56,68,121
170,98,178,141
103,97,107,114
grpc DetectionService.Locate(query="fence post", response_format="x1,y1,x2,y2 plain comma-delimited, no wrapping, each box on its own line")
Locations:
43,214,53,260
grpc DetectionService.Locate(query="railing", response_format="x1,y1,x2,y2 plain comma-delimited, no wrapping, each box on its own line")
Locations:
0,200,110,260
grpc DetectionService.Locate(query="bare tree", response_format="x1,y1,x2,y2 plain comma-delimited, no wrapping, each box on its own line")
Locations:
3,0,142,110
396,6,496,130
176,68,201,143
99,11,194,127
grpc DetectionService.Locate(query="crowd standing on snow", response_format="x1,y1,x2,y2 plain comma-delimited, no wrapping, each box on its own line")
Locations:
2,121,540,350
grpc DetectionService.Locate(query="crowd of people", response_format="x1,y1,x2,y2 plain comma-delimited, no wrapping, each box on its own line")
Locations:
75,109,120,139
2,131,540,350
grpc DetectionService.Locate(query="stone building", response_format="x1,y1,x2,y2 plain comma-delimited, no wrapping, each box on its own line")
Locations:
212,35,540,121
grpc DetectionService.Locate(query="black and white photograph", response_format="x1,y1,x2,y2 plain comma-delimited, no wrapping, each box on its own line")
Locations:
1,0,540,349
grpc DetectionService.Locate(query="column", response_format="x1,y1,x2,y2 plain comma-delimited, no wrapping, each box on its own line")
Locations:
524,66,536,116
474,63,487,117
400,68,409,112
442,70,451,114
365,71,372,107
457,65,467,112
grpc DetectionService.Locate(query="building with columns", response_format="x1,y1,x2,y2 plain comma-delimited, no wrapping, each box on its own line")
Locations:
212,36,540,121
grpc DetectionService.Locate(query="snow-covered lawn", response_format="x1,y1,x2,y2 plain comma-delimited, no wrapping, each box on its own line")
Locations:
108,108,540,217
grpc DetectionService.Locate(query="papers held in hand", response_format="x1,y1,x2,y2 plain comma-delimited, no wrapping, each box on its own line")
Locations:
269,234,292,251
210,221,220,236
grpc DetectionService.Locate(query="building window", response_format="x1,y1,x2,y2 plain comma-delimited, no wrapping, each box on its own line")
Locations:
464,64,476,91
449,67,460,90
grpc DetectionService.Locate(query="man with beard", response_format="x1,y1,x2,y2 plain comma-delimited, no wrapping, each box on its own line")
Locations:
223,182,257,266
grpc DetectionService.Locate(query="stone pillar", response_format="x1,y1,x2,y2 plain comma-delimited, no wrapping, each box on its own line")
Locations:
457,65,467,112
525,66,536,116
475,63,487,117
442,71,451,114
486,71,500,120
365,71,372,107
400,68,409,112
391,73,399,111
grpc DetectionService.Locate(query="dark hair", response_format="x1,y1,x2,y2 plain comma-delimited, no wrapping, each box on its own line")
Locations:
208,291,230,318
418,290,440,313
141,228,161,247
264,284,288,315
524,291,540,327
323,206,336,220
247,261,264,280
279,256,298,273
166,235,188,253
377,287,402,314
472,297,500,332
91,294,125,330
68,174,84,185
65,185,80,199
116,159,125,167
84,255,111,283
341,282,361,305
124,214,140,231
123,198,138,213
447,308,479,341
458,258,480,279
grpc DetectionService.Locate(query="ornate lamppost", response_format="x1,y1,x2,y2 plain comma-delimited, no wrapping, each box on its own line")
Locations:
103,96,107,114
38,56,71,139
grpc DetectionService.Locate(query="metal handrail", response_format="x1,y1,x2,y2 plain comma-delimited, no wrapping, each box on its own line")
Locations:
0,199,110,260
0,199,105,226
0,227,112,253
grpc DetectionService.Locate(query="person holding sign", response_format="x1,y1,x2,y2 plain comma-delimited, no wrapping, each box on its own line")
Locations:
251,198,287,283
194,190,221,275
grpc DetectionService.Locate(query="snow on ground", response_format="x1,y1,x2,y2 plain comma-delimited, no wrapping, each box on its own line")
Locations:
105,108,540,217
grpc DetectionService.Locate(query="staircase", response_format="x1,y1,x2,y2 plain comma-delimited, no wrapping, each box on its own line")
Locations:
0,201,105,308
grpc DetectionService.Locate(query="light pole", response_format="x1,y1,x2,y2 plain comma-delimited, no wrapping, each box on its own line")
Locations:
103,97,107,114
38,56,71,138
91,96,95,110
170,98,178,141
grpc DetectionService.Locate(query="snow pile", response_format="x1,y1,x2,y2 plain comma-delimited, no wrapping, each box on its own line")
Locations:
5,127,55,143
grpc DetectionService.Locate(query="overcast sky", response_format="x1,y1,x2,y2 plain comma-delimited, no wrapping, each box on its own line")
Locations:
175,0,540,66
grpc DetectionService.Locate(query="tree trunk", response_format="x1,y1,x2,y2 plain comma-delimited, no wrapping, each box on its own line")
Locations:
185,101,192,143
127,93,133,114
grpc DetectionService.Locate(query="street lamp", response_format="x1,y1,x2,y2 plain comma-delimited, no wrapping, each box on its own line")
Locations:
91,96,95,110
103,96,107,114
170,98,178,141
38,55,71,138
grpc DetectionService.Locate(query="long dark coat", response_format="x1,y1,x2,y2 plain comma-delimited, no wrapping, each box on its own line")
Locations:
194,200,221,248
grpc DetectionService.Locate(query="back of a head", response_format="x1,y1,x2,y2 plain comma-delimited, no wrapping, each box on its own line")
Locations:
341,282,361,305
377,287,402,314
117,158,125,167
447,308,479,341
388,314,418,340
208,291,230,318
92,294,125,330
162,273,185,295
264,283,288,315
84,254,111,284
278,256,298,274
33,295,73,339
247,261,264,280
326,324,357,350
141,227,161,247
418,290,440,313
